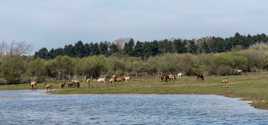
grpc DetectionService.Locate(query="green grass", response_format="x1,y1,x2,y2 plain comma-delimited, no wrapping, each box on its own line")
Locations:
1,72,268,109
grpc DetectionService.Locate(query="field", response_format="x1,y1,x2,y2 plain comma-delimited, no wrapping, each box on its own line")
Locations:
1,72,268,109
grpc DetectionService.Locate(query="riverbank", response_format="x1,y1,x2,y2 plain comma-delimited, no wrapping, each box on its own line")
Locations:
1,72,268,109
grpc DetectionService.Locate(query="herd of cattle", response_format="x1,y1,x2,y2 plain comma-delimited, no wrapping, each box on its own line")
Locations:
160,72,205,82
30,69,242,91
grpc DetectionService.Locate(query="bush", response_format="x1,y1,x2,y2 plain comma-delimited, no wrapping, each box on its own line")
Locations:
76,56,108,79
0,56,27,83
46,56,75,80
212,53,248,71
208,65,234,76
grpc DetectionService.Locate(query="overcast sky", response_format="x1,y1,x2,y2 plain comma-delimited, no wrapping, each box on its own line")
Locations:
0,0,267,50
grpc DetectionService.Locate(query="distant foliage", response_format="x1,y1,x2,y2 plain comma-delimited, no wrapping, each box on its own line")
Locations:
34,33,268,59
3,33,268,84
3,47,268,83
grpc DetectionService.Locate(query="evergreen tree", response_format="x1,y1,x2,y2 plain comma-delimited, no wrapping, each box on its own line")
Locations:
35,48,50,59
133,41,144,57
109,44,119,55
124,38,135,55
188,41,198,53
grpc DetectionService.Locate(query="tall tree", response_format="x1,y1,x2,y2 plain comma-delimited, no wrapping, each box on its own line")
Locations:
35,48,50,59
133,41,144,57
188,41,198,53
123,38,135,55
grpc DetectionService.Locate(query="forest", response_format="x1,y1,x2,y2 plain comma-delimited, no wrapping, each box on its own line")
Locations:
34,33,268,59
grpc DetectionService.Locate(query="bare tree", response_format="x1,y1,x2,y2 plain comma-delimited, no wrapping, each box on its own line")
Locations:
0,41,8,56
0,41,32,56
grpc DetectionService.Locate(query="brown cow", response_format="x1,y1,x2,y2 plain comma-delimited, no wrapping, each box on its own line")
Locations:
195,73,205,80
109,75,127,86
45,84,53,92
66,80,80,88
222,79,230,88
160,73,170,82
60,82,66,88
30,81,37,90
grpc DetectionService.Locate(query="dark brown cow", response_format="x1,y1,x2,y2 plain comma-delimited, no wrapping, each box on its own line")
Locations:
195,73,205,80
60,82,66,88
66,80,80,88
160,74,170,82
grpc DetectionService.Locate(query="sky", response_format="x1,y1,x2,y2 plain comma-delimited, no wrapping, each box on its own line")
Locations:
0,0,268,51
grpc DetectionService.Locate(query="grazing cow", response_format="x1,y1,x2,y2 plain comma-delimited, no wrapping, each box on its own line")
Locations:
109,75,117,84
177,73,183,79
115,77,125,82
30,81,37,90
67,80,80,88
111,75,124,82
109,77,115,83
97,78,106,83
109,75,126,85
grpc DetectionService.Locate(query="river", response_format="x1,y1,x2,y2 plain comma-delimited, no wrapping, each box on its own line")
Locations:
0,90,267,125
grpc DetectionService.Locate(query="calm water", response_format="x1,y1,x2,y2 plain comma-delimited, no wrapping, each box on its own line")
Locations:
0,91,268,125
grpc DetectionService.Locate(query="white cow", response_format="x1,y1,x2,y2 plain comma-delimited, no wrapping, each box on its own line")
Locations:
97,78,106,83
234,69,243,75
124,76,130,81
177,73,183,78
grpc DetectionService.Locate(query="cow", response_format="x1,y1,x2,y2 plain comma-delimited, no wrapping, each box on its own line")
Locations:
168,74,176,80
234,69,243,75
124,76,131,81
67,80,80,88
160,73,170,82
60,82,66,88
221,79,230,88
30,81,37,90
109,75,128,84
97,78,106,83
45,84,53,92
195,73,205,80
177,73,183,79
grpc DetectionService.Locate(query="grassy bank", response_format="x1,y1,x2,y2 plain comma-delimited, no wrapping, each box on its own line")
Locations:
53,72,268,109
1,72,268,109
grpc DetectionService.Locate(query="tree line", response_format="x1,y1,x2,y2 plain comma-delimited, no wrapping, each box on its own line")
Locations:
35,33,268,59
1,43,268,84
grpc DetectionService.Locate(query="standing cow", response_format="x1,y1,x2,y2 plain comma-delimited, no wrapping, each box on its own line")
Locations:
195,73,205,80
30,81,37,90
177,73,183,79
160,73,170,82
